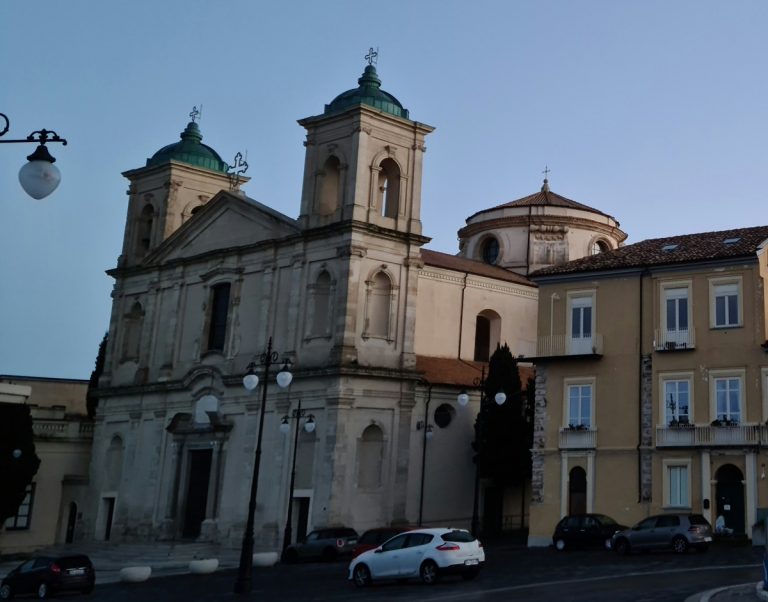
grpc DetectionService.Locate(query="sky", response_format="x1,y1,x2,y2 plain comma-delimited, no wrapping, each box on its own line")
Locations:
1,1,766,380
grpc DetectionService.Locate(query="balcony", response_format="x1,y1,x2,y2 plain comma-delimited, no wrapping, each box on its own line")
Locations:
559,427,597,450
536,334,604,358
656,423,761,447
654,328,696,352
33,419,94,441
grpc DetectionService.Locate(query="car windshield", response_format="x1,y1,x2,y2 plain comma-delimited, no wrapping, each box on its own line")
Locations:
596,515,617,525
442,530,474,543
689,514,710,526
57,556,91,569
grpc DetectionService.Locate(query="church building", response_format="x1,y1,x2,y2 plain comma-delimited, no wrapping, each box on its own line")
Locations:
86,59,625,550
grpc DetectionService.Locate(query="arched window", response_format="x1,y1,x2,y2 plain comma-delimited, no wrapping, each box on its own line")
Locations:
310,271,332,337
106,435,125,491
590,239,610,255
207,283,231,352
378,159,400,219
121,301,144,361
366,272,392,339
357,425,384,489
318,156,341,216
568,466,587,515
481,237,500,265
136,204,155,256
474,310,501,362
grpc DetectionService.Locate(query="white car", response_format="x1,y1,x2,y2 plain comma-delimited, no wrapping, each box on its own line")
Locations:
348,527,484,586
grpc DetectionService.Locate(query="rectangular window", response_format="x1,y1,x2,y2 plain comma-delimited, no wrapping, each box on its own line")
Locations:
567,384,592,428
4,483,35,530
664,379,690,424
665,287,689,333
568,293,595,354
714,284,739,327
207,283,231,352
714,377,741,423
668,465,689,507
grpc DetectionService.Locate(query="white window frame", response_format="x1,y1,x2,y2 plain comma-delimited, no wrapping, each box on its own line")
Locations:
663,459,691,509
660,280,692,345
709,368,746,424
566,290,596,355
659,372,694,425
563,377,595,428
709,276,743,329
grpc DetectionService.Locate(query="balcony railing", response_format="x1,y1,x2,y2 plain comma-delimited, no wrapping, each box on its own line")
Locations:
656,423,762,447
32,419,94,440
559,427,597,450
654,328,696,351
536,334,604,358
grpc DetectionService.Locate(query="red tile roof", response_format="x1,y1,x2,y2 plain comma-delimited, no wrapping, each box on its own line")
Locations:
416,356,534,389
532,225,768,277
420,249,536,287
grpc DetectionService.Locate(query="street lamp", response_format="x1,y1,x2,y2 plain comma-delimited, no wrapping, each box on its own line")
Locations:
0,113,67,199
279,398,315,555
457,366,506,538
234,337,293,595
416,378,433,527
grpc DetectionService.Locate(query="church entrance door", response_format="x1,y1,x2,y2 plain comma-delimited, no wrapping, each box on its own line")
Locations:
182,449,212,539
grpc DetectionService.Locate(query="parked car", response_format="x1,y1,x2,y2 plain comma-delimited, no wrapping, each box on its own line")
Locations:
282,527,359,562
352,526,416,558
0,554,95,599
348,527,484,586
552,513,629,551
612,513,713,555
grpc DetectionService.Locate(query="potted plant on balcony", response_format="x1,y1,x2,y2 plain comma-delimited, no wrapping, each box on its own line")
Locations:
566,423,588,431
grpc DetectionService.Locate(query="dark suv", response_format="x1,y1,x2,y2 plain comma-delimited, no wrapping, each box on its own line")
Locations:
0,554,95,599
612,513,713,554
282,527,359,562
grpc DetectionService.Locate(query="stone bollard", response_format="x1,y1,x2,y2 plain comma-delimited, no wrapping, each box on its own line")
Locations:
119,566,152,583
252,552,279,567
189,558,219,575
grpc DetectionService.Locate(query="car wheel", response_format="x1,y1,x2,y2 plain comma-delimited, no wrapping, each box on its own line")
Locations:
672,535,689,554
461,567,480,581
603,537,613,551
321,547,337,562
554,538,566,551
614,538,630,555
0,584,12,600
420,560,440,585
353,564,372,588
282,548,298,564
36,583,48,599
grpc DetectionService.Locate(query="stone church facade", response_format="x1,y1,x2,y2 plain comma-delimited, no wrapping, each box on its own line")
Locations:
86,61,626,549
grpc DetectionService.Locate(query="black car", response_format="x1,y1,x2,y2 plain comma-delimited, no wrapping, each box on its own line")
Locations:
552,514,628,551
282,528,359,562
0,554,95,599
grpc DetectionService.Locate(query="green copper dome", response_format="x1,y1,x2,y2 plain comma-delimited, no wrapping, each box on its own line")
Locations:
325,65,409,119
147,121,229,173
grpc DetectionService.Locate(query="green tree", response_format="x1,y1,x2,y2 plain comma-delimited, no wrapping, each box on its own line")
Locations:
0,402,41,524
86,333,108,419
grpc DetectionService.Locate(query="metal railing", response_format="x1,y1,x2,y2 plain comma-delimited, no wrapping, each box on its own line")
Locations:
653,328,696,351
536,334,604,357
558,427,597,449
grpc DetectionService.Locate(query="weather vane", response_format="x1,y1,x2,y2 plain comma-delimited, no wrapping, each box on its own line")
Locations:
189,105,203,123
365,47,378,66
228,151,249,191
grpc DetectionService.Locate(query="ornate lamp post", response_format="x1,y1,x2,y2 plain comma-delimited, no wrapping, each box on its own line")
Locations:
0,113,67,199
234,337,293,595
279,399,315,554
457,367,506,538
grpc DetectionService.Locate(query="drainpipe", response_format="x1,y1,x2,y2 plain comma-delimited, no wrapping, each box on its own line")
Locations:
526,205,532,275
457,273,468,358
637,269,648,503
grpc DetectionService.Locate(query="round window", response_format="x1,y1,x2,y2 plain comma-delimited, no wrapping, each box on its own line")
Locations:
433,403,455,428
481,237,500,265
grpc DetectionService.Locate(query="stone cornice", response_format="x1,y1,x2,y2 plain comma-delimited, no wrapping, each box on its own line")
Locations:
419,269,538,299
458,214,627,243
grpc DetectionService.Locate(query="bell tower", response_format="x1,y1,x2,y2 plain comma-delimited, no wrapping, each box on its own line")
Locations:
118,114,246,268
297,62,433,234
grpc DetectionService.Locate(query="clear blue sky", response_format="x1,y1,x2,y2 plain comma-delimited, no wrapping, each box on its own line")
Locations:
1,1,766,380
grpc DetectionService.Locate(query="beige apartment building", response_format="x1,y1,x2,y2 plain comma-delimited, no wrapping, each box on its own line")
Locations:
526,226,768,546
0,376,92,554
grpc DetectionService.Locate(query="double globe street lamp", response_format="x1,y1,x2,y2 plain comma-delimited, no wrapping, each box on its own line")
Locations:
234,337,293,595
279,399,315,554
457,367,506,538
0,112,67,199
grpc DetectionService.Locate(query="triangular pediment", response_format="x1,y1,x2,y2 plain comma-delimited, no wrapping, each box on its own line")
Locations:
147,191,300,264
